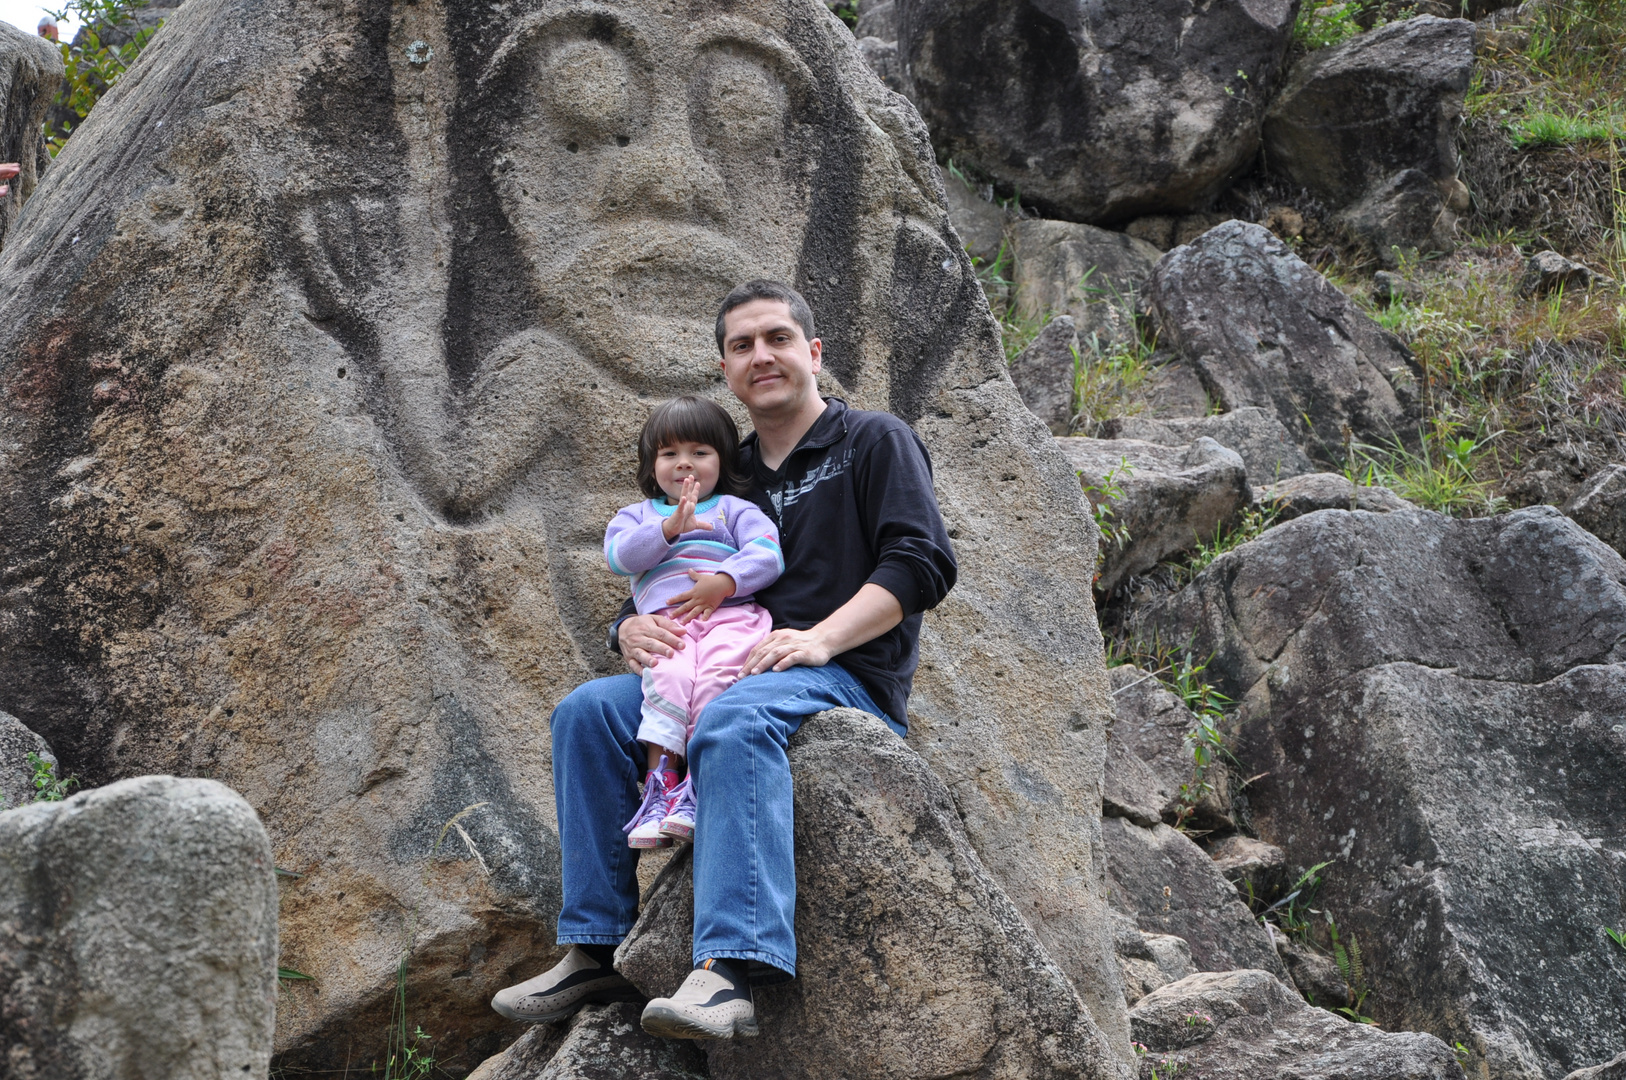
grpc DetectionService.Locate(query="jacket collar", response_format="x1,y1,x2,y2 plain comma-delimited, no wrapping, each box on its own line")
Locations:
741,397,849,461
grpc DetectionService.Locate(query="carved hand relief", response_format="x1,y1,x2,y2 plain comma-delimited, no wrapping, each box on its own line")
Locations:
289,3,820,525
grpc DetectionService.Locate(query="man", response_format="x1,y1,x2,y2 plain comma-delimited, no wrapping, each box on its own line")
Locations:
491,279,956,1039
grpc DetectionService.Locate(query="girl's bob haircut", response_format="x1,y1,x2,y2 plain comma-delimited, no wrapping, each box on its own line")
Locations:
637,396,751,500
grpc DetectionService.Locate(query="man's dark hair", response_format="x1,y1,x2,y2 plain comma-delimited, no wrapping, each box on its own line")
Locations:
637,396,751,500
714,279,816,356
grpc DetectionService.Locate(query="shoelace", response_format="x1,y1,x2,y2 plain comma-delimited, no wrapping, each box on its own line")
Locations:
664,776,696,820
623,761,674,834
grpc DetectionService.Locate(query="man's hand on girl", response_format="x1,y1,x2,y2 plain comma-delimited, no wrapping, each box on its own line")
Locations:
671,570,735,623
619,613,688,676
661,477,714,540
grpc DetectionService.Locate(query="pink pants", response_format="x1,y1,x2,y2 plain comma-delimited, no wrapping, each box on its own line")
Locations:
638,602,774,758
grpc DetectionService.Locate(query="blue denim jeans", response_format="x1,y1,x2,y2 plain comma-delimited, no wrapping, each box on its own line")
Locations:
550,663,896,979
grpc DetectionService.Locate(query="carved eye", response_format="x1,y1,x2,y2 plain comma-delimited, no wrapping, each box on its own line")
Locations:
694,54,787,155
541,40,635,142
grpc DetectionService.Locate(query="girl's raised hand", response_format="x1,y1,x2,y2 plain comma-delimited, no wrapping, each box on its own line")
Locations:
662,477,715,540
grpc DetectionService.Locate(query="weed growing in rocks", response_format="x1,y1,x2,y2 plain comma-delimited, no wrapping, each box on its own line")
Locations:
1175,499,1285,582
1328,914,1375,1024
26,752,77,803
1344,243,1626,509
1292,0,1365,51
1606,926,1626,952
1246,860,1333,944
1072,330,1159,435
1105,635,1235,831
1462,0,1626,254
1079,459,1134,569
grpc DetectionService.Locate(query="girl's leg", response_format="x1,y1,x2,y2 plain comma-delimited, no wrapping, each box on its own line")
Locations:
685,604,775,731
638,617,700,764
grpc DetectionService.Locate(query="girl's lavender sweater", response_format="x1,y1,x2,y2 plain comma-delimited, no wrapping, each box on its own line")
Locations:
604,494,784,615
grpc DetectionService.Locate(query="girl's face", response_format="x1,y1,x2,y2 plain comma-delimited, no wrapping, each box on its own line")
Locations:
653,441,721,503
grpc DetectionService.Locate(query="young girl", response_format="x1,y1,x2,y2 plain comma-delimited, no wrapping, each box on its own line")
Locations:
604,396,783,848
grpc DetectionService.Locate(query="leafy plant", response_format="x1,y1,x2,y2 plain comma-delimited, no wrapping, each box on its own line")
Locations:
1328,913,1375,1024
1606,926,1626,952
1346,426,1508,517
277,966,314,983
1250,861,1334,943
1293,1,1364,50
1079,458,1134,576
27,752,78,803
45,0,161,153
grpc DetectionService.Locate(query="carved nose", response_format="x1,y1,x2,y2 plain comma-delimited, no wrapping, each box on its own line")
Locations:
603,118,727,223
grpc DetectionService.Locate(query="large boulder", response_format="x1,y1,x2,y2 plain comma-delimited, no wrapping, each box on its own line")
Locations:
1057,435,1250,593
1011,219,1163,346
1101,817,1285,980
1262,16,1476,208
0,708,54,810
0,19,62,254
896,0,1298,223
1135,506,1626,1080
616,710,1127,1080
1131,969,1464,1080
1145,221,1421,463
1102,406,1314,484
0,775,278,1080
0,0,1131,1064
466,1003,706,1080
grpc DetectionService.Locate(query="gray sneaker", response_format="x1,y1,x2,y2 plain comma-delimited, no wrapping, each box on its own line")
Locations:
639,959,759,1039
491,946,642,1023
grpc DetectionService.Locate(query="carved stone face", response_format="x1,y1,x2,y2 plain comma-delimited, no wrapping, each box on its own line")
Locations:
478,6,820,393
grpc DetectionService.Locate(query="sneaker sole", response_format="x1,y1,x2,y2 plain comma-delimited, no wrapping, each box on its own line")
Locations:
491,983,644,1024
640,1003,758,1040
659,821,694,841
628,835,672,849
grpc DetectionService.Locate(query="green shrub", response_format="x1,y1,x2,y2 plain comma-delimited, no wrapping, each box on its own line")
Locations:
46,0,162,153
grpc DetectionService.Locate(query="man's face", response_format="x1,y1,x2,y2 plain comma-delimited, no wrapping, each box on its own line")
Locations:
719,299,822,419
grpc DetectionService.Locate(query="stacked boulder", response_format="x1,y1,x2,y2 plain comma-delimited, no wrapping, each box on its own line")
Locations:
1132,505,1626,1080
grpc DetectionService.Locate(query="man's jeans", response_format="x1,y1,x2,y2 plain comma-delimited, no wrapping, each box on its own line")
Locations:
551,663,897,978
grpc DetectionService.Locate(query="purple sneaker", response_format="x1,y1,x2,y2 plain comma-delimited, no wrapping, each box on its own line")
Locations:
624,757,678,849
659,776,696,842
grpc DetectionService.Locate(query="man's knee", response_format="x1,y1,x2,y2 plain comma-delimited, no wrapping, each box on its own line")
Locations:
550,675,635,746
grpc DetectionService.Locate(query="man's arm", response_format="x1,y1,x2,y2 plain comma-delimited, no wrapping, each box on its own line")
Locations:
741,421,956,676
740,583,903,676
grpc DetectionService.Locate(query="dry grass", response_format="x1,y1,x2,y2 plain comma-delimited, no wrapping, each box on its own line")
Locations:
1461,0,1626,260
1331,241,1626,505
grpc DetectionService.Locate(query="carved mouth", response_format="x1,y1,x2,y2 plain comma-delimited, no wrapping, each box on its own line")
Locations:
600,227,768,318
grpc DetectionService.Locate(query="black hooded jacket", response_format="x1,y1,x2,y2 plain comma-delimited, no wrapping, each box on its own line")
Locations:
612,397,957,729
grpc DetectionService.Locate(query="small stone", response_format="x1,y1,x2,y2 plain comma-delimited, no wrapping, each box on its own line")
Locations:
1372,270,1413,305
1518,250,1615,298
